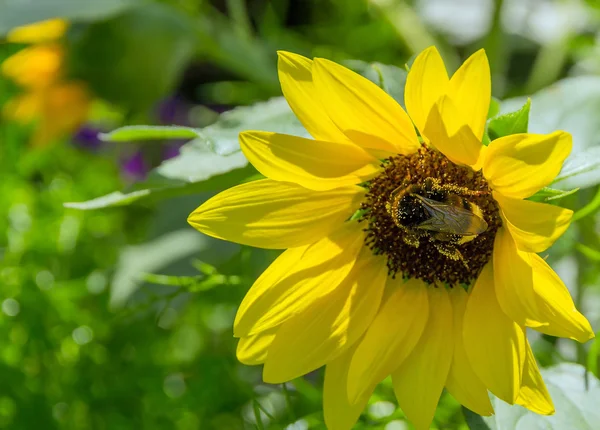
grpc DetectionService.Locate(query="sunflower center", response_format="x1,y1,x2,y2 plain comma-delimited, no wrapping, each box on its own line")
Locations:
359,146,501,285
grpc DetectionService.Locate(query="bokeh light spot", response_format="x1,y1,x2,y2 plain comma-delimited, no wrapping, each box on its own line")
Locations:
1,299,20,317
72,326,94,345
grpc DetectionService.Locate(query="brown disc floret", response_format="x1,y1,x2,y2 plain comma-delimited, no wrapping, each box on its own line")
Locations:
359,146,502,285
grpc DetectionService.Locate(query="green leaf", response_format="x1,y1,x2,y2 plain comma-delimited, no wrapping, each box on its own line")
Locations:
69,3,196,111
370,63,407,106
100,126,201,142
252,400,266,430
571,187,600,222
64,97,307,209
488,97,501,119
281,383,296,422
482,132,491,147
0,0,138,35
110,229,208,307
141,272,240,293
462,407,492,430
487,98,530,140
64,190,151,210
103,97,306,154
552,146,600,190
470,364,600,430
186,275,232,293
528,187,579,203
64,161,255,210
347,60,407,106
191,260,219,276
573,186,600,221
501,77,600,190
154,146,249,182
141,273,204,287
575,243,600,262
196,97,309,155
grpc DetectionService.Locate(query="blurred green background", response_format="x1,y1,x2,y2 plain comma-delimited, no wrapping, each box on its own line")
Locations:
1,0,600,429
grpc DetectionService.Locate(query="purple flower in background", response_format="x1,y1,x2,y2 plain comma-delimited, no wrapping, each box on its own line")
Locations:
121,151,148,181
156,97,193,162
205,104,231,115
156,96,191,125
73,96,228,182
162,142,183,160
74,126,103,151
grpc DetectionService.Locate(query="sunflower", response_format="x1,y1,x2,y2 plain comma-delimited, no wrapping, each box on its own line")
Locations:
2,19,90,146
188,47,594,429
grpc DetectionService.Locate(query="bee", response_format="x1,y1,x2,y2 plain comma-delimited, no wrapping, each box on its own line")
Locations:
386,178,488,263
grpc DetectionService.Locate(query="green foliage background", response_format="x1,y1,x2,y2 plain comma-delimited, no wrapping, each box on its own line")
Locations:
1,0,600,429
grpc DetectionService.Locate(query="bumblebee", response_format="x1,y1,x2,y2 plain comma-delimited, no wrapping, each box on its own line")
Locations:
386,178,488,263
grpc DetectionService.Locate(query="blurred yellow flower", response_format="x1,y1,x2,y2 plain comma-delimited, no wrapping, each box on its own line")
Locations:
2,19,90,146
188,47,594,430
2,44,63,88
6,18,68,43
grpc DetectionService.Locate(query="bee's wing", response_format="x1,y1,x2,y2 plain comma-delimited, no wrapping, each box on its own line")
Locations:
415,195,487,236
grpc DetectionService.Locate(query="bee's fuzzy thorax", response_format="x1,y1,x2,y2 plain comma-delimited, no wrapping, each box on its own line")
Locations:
359,146,502,285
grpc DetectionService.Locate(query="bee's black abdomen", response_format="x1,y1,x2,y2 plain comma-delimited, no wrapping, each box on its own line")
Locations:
425,189,446,202
397,195,429,226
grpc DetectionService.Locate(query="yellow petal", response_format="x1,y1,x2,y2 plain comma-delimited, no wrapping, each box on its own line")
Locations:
234,246,306,334
347,278,429,403
188,179,363,249
494,191,573,253
405,46,449,136
493,228,541,327
445,288,494,416
471,144,487,172
2,92,42,122
323,345,373,430
392,287,454,430
423,95,482,166
516,341,555,415
447,49,491,141
234,222,365,337
263,248,387,383
6,19,67,43
482,131,572,199
494,228,594,341
464,263,526,404
312,57,420,156
239,131,378,191
530,254,594,343
1,45,63,88
277,51,349,143
236,327,277,365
